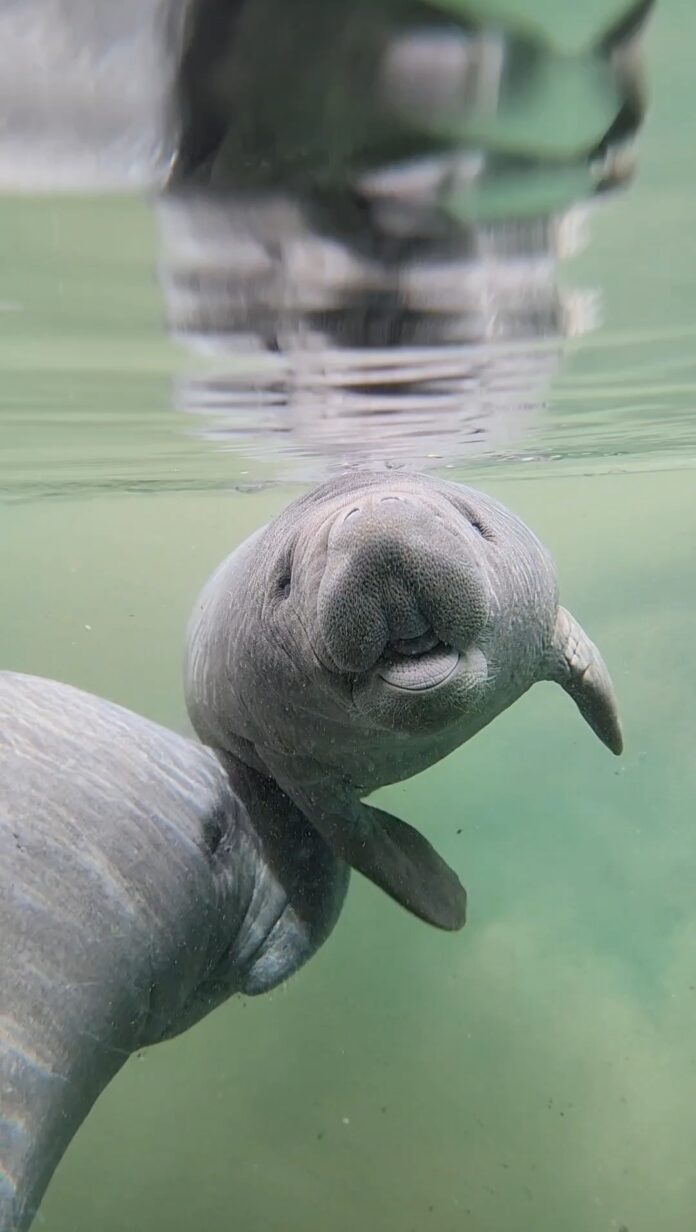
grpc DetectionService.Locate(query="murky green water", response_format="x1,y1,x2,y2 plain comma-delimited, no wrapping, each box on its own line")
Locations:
2,2,696,1230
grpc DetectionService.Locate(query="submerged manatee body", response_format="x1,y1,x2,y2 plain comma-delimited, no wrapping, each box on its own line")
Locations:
0,672,348,1232
185,470,623,930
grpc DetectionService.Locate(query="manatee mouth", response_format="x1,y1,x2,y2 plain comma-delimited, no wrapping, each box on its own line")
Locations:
377,631,461,692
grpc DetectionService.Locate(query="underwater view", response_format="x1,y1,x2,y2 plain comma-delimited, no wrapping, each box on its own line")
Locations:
1,1,695,1230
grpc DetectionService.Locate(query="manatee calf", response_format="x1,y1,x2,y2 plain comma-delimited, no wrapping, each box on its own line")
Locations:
0,672,348,1232
185,470,622,932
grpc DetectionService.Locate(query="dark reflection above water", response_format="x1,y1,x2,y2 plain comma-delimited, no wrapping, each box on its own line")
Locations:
0,0,654,479
158,0,652,476
160,199,592,472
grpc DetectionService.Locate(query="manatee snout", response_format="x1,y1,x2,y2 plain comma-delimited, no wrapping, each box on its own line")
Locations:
316,492,490,677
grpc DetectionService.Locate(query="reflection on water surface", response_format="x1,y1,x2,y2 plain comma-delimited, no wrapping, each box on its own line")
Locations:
0,0,667,489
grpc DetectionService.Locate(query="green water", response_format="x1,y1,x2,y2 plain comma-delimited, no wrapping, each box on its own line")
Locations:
2,2,696,1230
5,472,695,1231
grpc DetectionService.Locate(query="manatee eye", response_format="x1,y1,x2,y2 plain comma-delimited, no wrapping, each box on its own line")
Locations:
452,497,495,541
275,545,294,598
468,515,491,540
203,805,227,856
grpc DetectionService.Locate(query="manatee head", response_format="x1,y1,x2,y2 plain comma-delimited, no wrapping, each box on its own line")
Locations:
185,471,622,934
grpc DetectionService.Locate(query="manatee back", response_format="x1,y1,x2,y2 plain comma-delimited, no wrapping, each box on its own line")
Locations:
0,671,348,1231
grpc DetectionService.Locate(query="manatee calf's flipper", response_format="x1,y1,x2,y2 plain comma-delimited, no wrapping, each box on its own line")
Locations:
315,800,467,931
313,801,467,932
261,756,466,931
543,605,623,755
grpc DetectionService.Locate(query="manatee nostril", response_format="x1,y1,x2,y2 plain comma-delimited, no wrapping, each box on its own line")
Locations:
379,494,404,504
343,507,360,522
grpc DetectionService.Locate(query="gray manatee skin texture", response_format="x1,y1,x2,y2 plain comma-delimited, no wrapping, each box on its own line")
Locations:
185,470,622,931
0,672,348,1232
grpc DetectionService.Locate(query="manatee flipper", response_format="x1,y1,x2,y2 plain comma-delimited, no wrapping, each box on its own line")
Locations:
543,605,623,755
260,755,466,930
324,801,467,932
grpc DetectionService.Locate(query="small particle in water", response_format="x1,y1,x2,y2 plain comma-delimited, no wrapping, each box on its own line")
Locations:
317,1132,324,1141
84,624,92,631
381,1106,387,1114
342,1117,350,1125
456,828,462,835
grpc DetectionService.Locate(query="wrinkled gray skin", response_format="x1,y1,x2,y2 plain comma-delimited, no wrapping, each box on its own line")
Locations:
185,470,623,932
0,672,348,1232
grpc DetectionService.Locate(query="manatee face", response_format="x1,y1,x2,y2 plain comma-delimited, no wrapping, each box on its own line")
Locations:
264,476,517,742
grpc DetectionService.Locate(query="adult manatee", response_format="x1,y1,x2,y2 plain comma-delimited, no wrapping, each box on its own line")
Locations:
185,470,623,932
0,672,348,1232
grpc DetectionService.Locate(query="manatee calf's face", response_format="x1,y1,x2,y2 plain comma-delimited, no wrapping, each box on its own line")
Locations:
185,470,623,934
287,478,495,734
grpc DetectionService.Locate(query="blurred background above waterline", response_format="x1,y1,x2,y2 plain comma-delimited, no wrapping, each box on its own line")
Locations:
0,0,669,492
